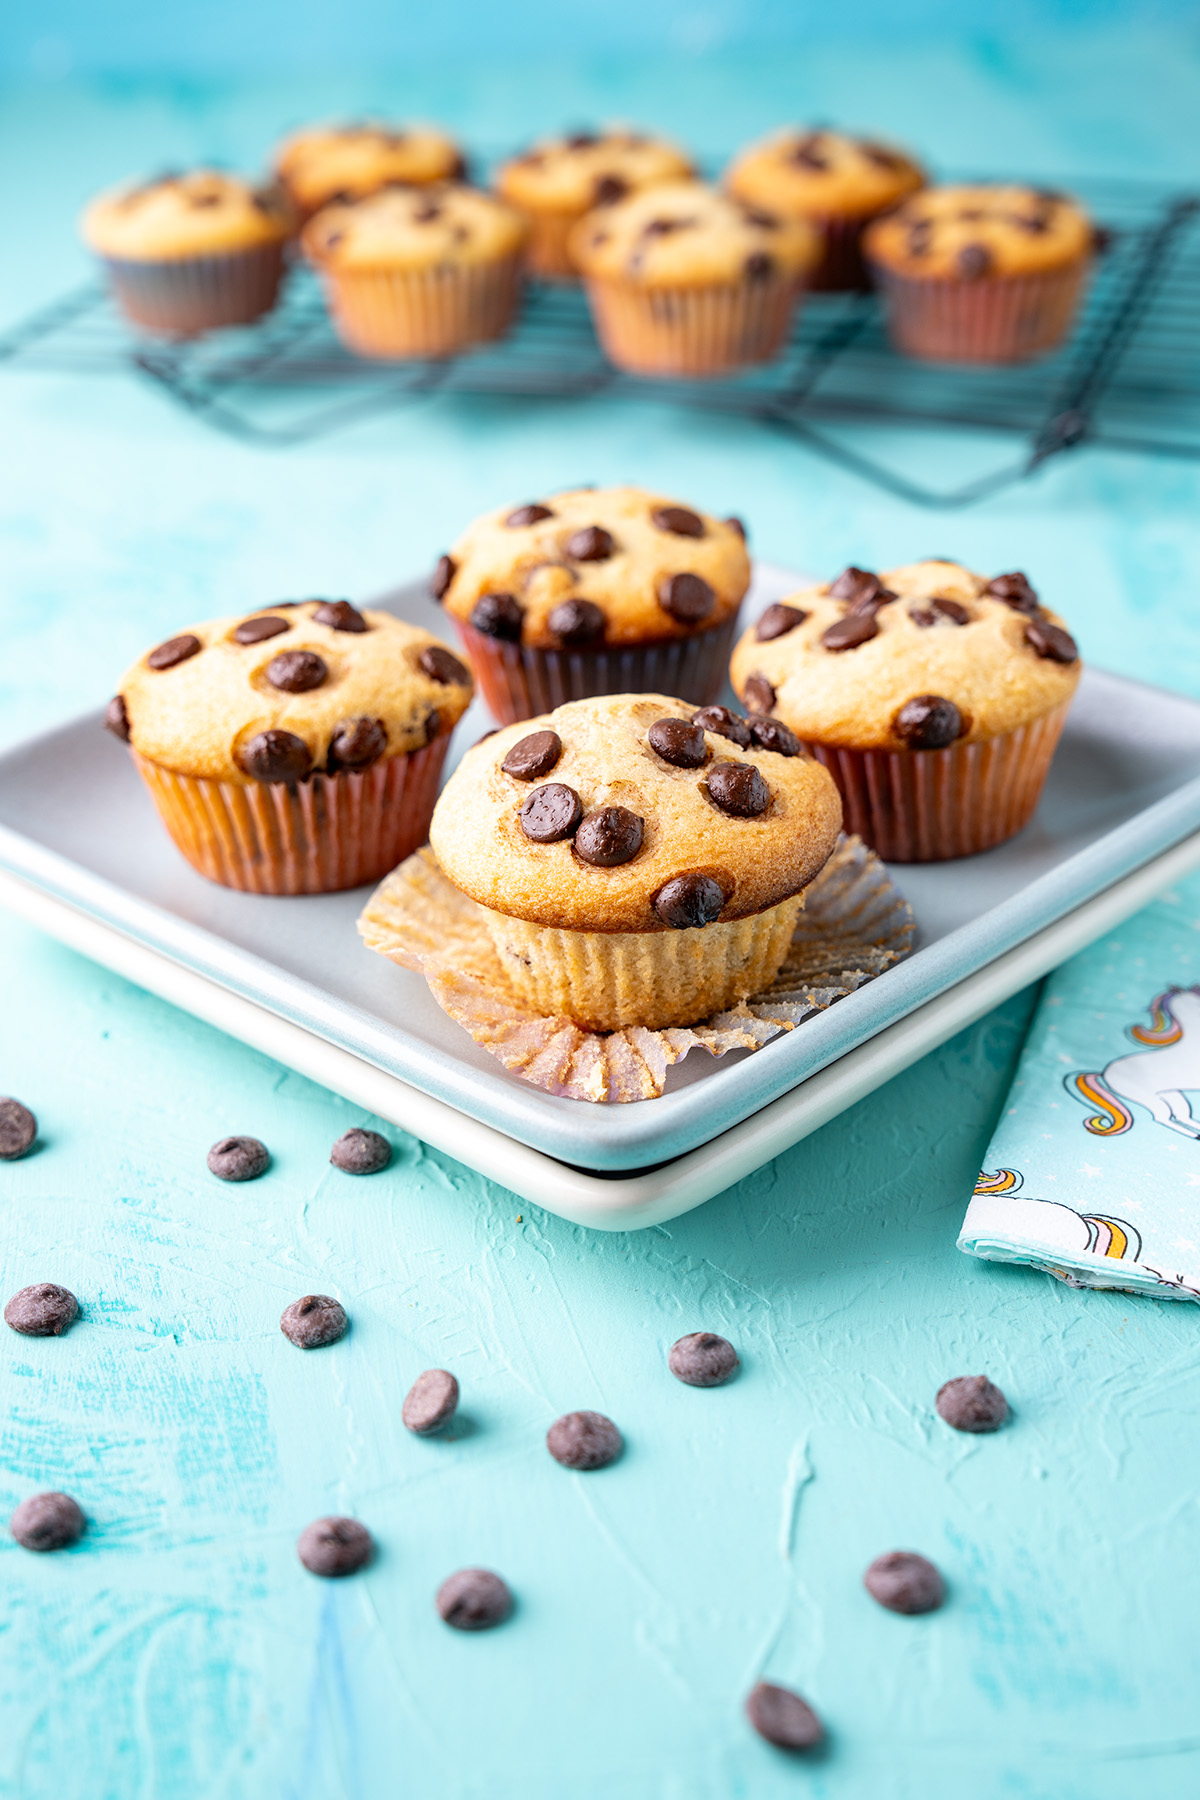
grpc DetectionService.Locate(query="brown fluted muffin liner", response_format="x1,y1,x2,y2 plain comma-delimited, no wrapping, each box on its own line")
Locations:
453,612,740,726
869,258,1090,362
802,701,1071,863
583,273,801,376
131,736,450,895
318,256,522,358
101,242,286,335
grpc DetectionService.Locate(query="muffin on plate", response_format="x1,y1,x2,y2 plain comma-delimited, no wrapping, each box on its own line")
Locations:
570,180,818,376
729,559,1080,861
864,184,1095,361
493,126,694,279
80,169,294,334
724,126,924,290
105,599,473,894
302,182,527,358
274,120,465,218
432,484,750,724
429,692,843,1031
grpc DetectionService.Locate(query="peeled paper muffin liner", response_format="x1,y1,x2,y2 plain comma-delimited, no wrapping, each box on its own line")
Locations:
318,256,522,359
453,613,739,726
358,835,913,1102
582,273,802,377
100,242,286,335
803,701,1072,864
869,258,1090,362
132,735,450,896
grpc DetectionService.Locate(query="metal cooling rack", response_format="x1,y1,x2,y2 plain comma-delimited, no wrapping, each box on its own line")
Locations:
2,177,1197,507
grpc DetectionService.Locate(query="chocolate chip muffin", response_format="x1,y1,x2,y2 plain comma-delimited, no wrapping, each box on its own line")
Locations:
570,180,818,376
730,560,1081,861
429,692,842,1030
273,120,466,218
494,126,695,279
864,184,1095,361
107,600,473,894
302,182,527,358
80,169,294,334
433,484,750,724
724,127,924,289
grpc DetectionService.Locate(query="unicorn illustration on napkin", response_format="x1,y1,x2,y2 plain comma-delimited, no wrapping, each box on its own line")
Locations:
1065,985,1200,1140
971,1169,1143,1262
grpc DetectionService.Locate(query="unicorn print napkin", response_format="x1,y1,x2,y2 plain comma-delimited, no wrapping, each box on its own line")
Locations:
959,875,1200,1301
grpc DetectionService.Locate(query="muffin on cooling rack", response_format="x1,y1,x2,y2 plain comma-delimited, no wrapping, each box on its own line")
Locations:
302,182,528,358
432,484,750,724
570,181,818,377
864,184,1096,361
274,120,466,218
429,692,842,1031
80,169,294,334
729,559,1081,861
105,599,473,894
723,126,925,290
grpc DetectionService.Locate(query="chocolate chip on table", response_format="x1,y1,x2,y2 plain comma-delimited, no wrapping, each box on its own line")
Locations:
593,173,628,206
313,600,368,633
745,251,775,280
233,614,292,645
564,524,616,562
755,603,807,642
658,572,716,625
330,1127,391,1174
575,806,645,867
724,516,747,539
297,1516,373,1578
207,1136,269,1182
104,695,131,741
240,729,313,783
436,1567,513,1630
894,695,963,750
431,554,457,600
4,1284,78,1336
651,505,705,538
748,715,801,756
147,633,201,671
986,571,1039,614
520,783,583,843
745,1681,824,1751
936,1374,1010,1433
669,1332,739,1387
280,1294,348,1349
502,730,563,780
1025,619,1079,663
10,1492,86,1553
327,717,388,772
864,1550,945,1615
957,242,993,280
267,650,328,693
742,674,777,715
548,599,606,645
705,761,770,818
546,1410,623,1470
469,592,524,641
648,717,707,768
418,646,470,685
505,503,555,528
691,705,751,749
652,872,725,929
402,1368,460,1435
821,611,879,652
0,1098,37,1160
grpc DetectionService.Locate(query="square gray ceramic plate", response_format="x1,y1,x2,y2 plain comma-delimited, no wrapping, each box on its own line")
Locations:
3,563,1200,1181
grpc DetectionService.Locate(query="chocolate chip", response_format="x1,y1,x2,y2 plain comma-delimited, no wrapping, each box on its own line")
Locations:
932,597,970,625
575,806,644,868
0,1098,37,1160
647,718,706,768
658,572,715,625
724,516,747,539
907,220,933,256
745,1681,824,1751
313,599,368,633
267,649,328,693
742,674,777,715
280,1294,348,1349
829,565,883,605
669,1332,739,1386
1014,212,1050,234
790,134,829,170
105,695,131,741
505,503,554,528
548,599,606,645
207,1136,269,1182
437,1568,512,1630
147,633,201,671
403,1368,460,1435
593,173,628,206
957,242,993,280
864,1551,945,1615
412,200,442,222
894,695,963,749
519,783,582,843
741,206,780,229
566,131,599,149
470,592,524,641
745,250,775,280
821,611,879,651
748,715,801,756
643,216,689,237
431,554,457,600
240,729,313,783
297,1516,373,1577
10,1493,86,1553
861,140,901,169
936,1374,1010,1433
652,872,725,929
330,1127,391,1174
234,614,291,645
705,761,769,818
500,731,559,781
986,571,1039,614
910,608,937,628
418,645,470,685
4,1283,78,1337
328,717,388,771
564,524,615,562
546,1410,623,1470
691,705,751,749
754,604,804,644
1025,619,1078,663
651,505,705,538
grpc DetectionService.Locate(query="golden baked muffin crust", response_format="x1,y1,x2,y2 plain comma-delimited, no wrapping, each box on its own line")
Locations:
495,127,694,214
571,180,817,288
725,128,924,220
82,171,293,260
274,121,464,215
864,184,1093,280
302,182,527,271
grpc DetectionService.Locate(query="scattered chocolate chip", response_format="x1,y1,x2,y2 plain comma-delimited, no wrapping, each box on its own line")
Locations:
756,603,806,642
105,695,131,741
519,783,583,843
505,503,555,528
894,695,963,750
705,761,769,818
931,597,970,625
313,600,368,633
10,1492,86,1553
418,645,470,685
0,1099,37,1161
469,592,524,641
267,649,328,693
547,1410,623,1470
328,717,388,771
280,1294,348,1349
207,1136,269,1182
745,251,775,280
957,242,993,280
503,730,563,780
548,599,606,645
936,1374,1010,1433
403,1368,460,1435
147,633,201,672
437,1568,513,1630
648,717,707,768
593,173,628,206
986,571,1039,614
748,715,801,756
575,806,644,868
651,505,705,538
725,515,747,539
330,1127,391,1174
4,1284,78,1337
564,524,615,562
652,872,725,929
745,1681,824,1751
298,1516,373,1577
240,729,313,783
669,1332,739,1386
821,611,879,651
431,554,456,600
864,1551,945,1615
742,674,776,714
691,705,751,749
658,572,715,625
1025,619,1078,663
234,614,291,645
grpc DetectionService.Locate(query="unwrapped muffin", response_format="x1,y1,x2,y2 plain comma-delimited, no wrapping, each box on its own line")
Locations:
429,692,843,1030
730,560,1080,861
106,599,473,894
274,120,465,218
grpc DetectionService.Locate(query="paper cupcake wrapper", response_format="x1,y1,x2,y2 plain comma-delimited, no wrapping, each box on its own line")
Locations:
358,835,913,1102
517,207,583,281
803,701,1072,863
318,256,523,358
869,258,1090,362
583,273,802,377
132,735,450,895
101,243,286,335
804,211,877,292
452,612,739,726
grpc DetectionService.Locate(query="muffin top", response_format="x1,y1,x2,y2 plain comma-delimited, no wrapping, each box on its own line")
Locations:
108,600,473,784
429,692,843,932
725,127,924,220
302,182,527,271
495,127,694,215
81,170,293,260
864,184,1094,279
274,121,464,214
570,181,818,288
729,560,1081,752
435,484,751,650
